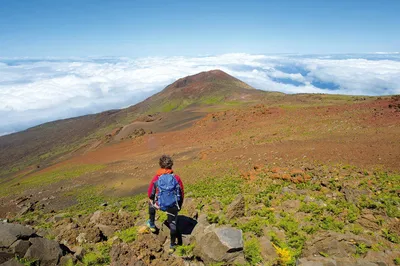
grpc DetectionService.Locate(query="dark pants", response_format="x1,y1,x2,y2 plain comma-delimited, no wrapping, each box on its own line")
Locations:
149,203,180,245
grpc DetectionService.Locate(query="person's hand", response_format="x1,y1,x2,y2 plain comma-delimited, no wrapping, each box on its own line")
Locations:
149,199,160,209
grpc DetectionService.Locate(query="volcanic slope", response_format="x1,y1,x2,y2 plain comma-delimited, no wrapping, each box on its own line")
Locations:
1,72,400,266
0,70,271,178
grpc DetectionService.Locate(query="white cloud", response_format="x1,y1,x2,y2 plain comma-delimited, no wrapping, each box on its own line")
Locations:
0,53,399,135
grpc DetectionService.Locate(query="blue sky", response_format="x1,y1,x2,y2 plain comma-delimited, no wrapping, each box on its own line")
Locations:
0,1,400,136
0,0,399,57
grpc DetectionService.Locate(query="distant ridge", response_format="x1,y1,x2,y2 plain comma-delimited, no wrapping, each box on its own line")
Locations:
136,69,265,112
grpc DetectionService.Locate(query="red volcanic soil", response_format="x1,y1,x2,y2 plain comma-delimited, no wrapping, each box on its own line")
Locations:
41,97,400,194
0,96,399,216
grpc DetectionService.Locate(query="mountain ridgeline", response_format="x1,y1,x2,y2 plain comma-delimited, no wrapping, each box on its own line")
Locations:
0,70,270,178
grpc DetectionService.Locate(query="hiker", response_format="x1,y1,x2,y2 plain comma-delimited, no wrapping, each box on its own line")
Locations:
147,155,184,253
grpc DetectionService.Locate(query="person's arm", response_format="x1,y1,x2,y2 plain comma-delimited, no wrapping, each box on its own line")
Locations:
147,175,158,201
174,174,184,208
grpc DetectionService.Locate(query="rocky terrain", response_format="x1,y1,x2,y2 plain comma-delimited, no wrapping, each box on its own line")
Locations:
1,163,399,265
0,70,399,265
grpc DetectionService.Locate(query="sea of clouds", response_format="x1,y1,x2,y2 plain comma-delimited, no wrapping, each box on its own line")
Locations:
1,53,399,136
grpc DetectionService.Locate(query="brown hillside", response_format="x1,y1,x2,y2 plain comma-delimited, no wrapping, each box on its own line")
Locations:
135,70,269,113
0,70,267,178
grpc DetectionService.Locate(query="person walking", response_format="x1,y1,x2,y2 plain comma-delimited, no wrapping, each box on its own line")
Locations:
147,155,184,253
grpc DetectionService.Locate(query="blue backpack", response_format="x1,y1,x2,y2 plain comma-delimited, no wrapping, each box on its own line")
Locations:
156,173,181,211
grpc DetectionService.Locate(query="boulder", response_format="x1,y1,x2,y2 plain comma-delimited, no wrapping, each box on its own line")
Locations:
183,261,205,266
281,199,301,212
76,233,86,244
84,226,105,243
0,259,24,266
72,246,85,260
205,199,223,212
197,213,209,226
96,224,115,238
302,231,372,258
17,203,35,217
9,240,30,257
297,257,385,266
358,211,379,231
49,213,67,223
110,234,184,266
193,225,244,263
117,209,131,219
226,195,245,220
342,186,369,204
259,236,278,264
0,222,35,248
25,238,63,266
0,252,14,264
364,250,399,266
110,242,142,266
182,198,198,218
89,210,103,224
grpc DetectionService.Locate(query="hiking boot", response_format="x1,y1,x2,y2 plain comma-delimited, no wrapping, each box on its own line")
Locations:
168,244,177,254
146,220,157,233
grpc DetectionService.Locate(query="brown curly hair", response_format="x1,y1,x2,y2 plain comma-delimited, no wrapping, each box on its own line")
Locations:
159,155,173,169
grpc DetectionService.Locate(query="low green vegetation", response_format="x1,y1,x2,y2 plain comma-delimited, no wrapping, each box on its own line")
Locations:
9,162,400,266
1,164,105,197
176,244,195,257
117,226,137,243
244,237,262,265
355,242,369,256
82,242,111,266
238,216,265,237
187,175,243,205
15,256,39,266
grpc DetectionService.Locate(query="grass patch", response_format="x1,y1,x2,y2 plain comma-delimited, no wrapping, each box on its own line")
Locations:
382,228,400,244
186,175,243,206
1,164,105,197
176,244,195,257
15,256,39,266
82,242,111,266
244,237,262,265
237,216,265,237
116,226,137,243
66,185,107,215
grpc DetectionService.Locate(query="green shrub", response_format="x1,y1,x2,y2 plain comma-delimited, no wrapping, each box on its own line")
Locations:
346,204,360,223
299,202,323,215
244,238,262,265
287,234,306,251
238,216,265,237
379,193,400,218
117,227,137,243
176,244,195,257
302,224,318,234
326,203,341,215
15,256,39,266
355,243,369,256
319,216,344,232
296,181,320,191
250,207,276,224
82,242,111,266
207,213,220,224
278,216,299,236
382,228,400,244
349,224,363,235
187,176,243,205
